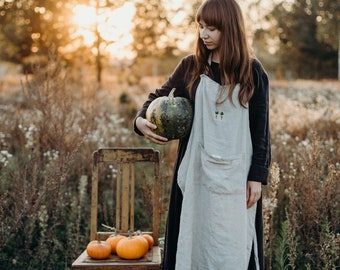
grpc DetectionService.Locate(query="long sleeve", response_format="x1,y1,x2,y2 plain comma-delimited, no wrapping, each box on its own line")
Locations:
133,55,194,136
248,59,271,185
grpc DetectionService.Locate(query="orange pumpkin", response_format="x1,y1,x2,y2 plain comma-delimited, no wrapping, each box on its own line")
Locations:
86,240,111,259
106,234,127,254
116,234,149,260
135,235,149,252
142,234,154,249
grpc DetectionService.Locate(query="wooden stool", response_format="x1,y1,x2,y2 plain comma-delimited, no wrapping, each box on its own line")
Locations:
72,148,162,269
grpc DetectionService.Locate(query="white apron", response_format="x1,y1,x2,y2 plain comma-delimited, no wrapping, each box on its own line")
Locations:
176,74,259,270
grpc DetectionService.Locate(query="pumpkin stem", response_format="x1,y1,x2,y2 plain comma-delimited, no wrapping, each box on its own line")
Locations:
168,88,176,98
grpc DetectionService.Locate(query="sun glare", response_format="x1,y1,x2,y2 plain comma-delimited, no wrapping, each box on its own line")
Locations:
72,5,97,28
71,3,135,61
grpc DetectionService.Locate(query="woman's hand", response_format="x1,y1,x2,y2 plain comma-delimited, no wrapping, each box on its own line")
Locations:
246,181,262,209
136,117,168,145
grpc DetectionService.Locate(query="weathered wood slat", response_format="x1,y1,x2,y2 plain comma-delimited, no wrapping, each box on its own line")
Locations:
121,162,129,232
130,164,135,232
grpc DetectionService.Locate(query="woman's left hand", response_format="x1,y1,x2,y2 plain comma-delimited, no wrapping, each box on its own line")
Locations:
246,181,262,209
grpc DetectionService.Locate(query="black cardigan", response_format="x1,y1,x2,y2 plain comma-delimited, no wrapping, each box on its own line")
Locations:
134,54,271,270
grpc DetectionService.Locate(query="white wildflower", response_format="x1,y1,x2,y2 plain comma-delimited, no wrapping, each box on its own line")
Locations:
0,150,13,167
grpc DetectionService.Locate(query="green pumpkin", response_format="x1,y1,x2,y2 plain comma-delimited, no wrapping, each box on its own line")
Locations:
146,88,193,140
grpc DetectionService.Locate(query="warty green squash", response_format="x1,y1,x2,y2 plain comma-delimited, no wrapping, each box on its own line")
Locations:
146,88,193,140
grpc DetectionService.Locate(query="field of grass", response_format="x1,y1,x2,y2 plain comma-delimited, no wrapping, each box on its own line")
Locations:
0,57,339,269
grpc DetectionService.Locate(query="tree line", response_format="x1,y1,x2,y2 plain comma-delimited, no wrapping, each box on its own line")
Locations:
0,0,338,80
252,0,339,79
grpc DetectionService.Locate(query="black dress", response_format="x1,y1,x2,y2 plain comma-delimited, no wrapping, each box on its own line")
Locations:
134,54,271,270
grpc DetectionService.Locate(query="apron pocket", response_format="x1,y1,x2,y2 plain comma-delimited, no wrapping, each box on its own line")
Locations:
200,145,245,194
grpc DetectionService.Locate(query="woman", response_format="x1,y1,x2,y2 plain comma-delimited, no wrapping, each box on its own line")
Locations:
133,0,271,269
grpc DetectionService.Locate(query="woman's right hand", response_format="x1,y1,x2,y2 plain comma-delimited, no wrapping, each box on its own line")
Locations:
135,117,168,145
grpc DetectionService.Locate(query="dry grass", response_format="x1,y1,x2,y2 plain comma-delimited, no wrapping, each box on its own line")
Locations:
264,78,340,269
0,56,339,269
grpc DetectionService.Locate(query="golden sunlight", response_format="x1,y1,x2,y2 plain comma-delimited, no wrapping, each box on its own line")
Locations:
71,3,135,60
72,5,97,28
71,5,96,46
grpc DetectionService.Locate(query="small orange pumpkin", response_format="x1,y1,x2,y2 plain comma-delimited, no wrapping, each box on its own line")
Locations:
116,233,149,260
135,235,149,253
86,240,111,260
106,234,127,254
142,234,154,249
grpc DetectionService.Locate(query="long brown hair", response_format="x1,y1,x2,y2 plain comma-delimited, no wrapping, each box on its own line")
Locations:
187,0,254,107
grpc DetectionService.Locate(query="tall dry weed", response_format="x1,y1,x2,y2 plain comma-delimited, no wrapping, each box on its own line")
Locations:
263,162,280,268
275,133,340,269
0,48,103,268
269,80,340,269
271,132,340,269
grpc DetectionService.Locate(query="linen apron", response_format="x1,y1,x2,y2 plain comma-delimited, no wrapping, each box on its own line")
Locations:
176,74,259,270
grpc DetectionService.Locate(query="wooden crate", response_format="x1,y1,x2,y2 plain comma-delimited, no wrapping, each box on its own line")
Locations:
72,148,162,269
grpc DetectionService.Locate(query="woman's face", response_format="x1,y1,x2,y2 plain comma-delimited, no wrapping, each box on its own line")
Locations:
199,20,222,52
